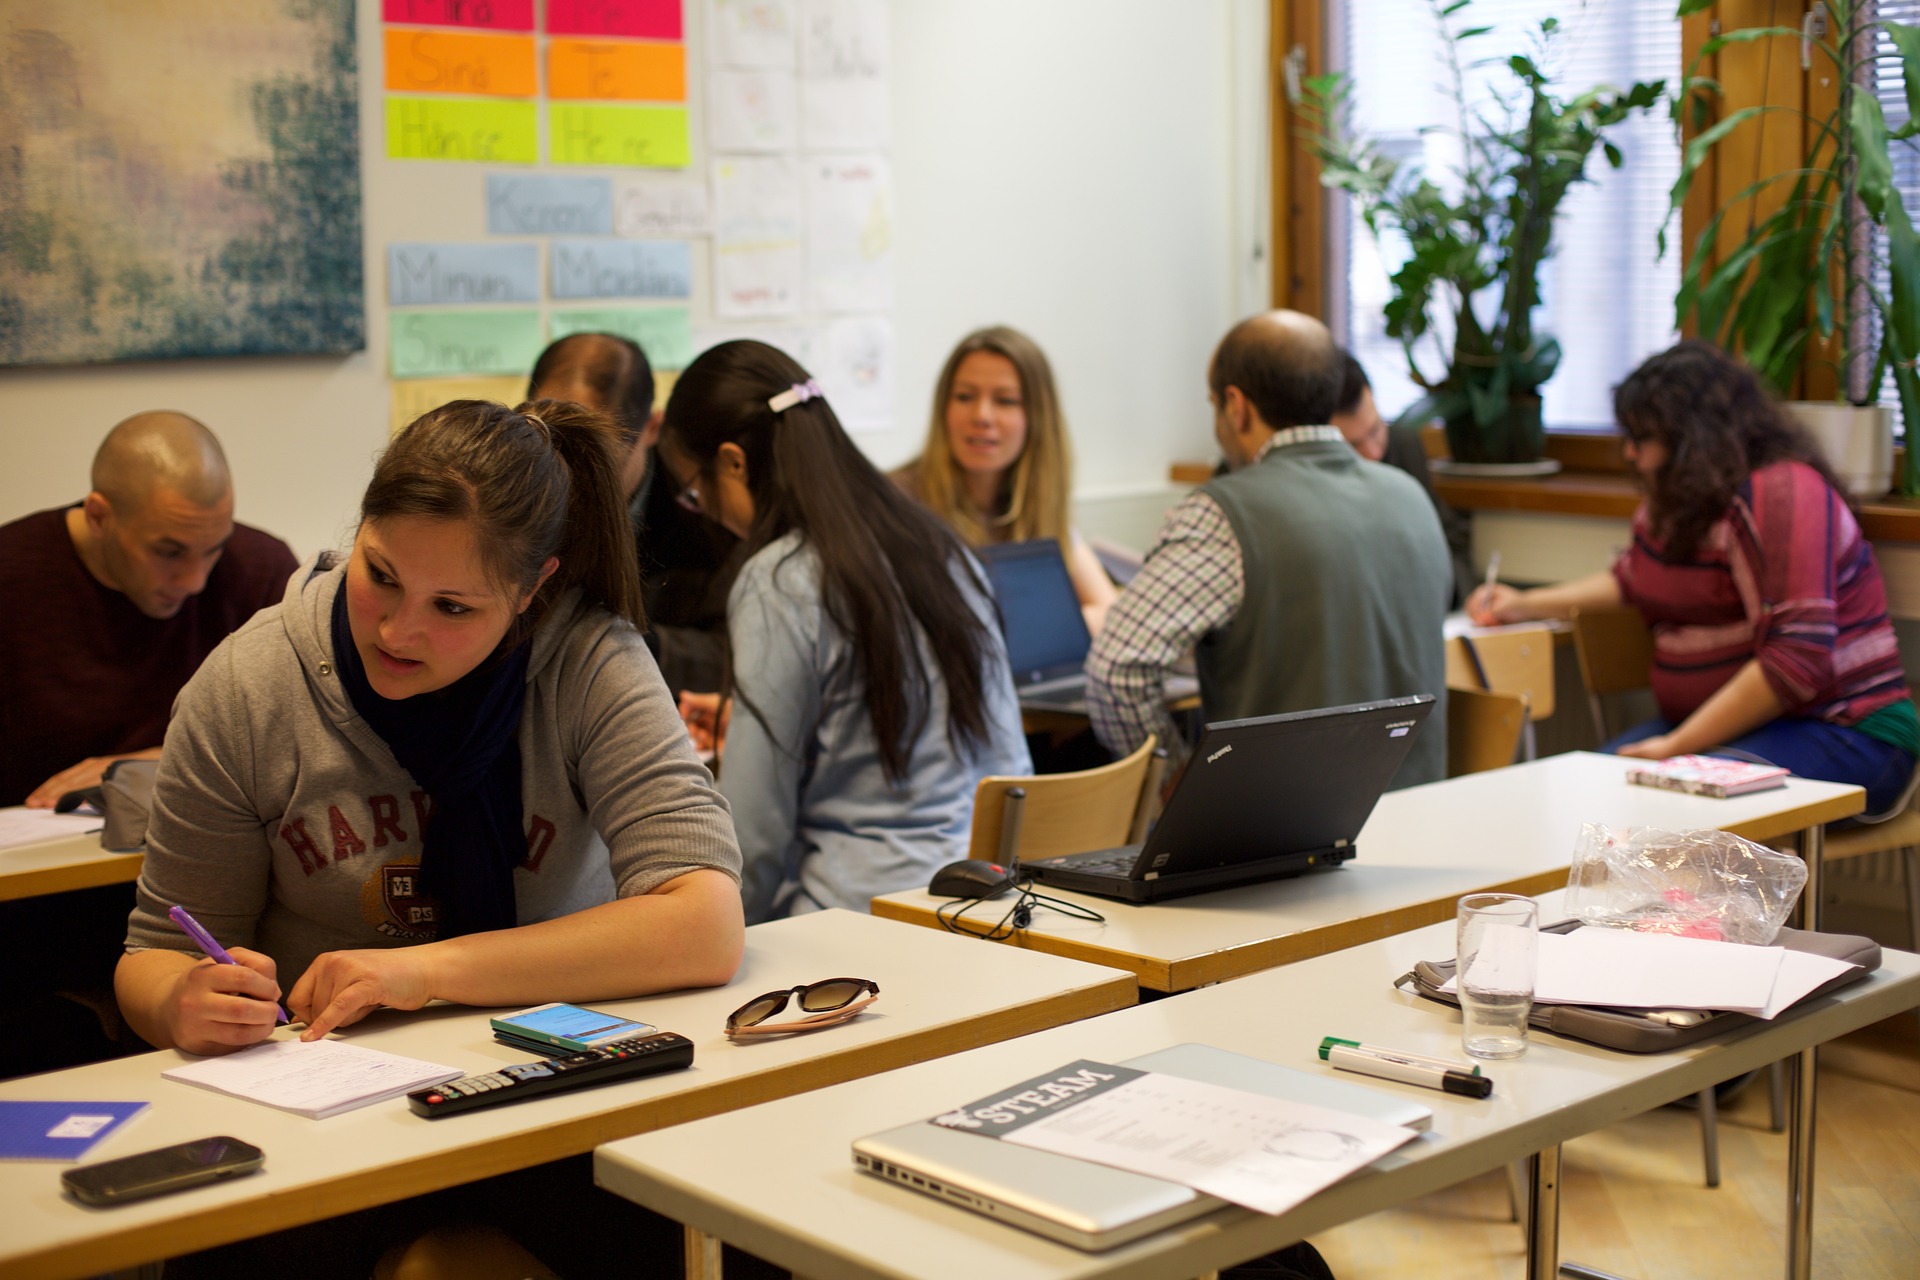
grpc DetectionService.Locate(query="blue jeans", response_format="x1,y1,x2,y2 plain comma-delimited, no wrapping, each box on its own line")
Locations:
1605,716,1917,817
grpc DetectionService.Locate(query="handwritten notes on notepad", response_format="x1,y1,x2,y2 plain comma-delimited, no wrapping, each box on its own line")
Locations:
163,1039,460,1119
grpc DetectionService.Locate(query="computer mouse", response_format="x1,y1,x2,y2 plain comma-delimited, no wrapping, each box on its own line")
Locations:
928,859,1015,900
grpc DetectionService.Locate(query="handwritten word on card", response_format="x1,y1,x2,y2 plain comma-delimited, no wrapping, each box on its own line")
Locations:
551,105,690,168
390,376,529,435
486,175,613,235
549,40,685,101
382,0,534,31
388,98,537,163
384,30,537,98
614,175,709,238
552,306,694,370
546,0,682,41
551,240,692,299
391,310,544,378
389,243,539,306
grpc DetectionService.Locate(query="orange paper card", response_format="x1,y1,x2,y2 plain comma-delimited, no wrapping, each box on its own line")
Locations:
548,39,686,101
385,28,538,98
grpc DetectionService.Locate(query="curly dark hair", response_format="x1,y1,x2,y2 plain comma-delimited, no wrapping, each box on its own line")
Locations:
1614,340,1847,560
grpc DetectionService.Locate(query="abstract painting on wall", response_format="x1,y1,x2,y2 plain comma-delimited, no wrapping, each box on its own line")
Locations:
0,0,364,365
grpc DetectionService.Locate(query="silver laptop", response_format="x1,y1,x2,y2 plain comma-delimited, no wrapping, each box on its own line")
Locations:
851,1043,1430,1251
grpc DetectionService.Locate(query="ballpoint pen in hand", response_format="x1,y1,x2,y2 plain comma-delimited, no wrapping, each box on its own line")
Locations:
168,904,290,1024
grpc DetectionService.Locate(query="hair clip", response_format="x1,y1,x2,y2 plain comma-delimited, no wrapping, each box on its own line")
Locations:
768,379,824,413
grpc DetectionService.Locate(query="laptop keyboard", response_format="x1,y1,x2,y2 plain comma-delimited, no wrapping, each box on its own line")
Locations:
1053,850,1137,876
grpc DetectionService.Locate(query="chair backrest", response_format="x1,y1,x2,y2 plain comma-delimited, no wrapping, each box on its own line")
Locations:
1447,686,1530,776
1570,605,1655,740
1444,624,1557,720
968,734,1166,864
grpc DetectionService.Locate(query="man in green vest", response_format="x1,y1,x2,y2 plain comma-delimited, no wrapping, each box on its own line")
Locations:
1085,310,1450,789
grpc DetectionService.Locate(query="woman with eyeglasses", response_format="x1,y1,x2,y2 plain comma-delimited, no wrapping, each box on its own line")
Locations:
893,326,1117,633
1468,340,1917,813
660,340,1030,923
116,398,745,1057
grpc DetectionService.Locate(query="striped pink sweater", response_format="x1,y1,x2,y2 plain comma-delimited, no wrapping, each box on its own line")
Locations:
1612,460,1908,726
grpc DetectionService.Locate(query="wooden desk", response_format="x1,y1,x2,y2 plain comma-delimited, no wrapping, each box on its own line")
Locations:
595,897,1920,1280
0,909,1134,1280
0,828,136,903
871,751,1864,991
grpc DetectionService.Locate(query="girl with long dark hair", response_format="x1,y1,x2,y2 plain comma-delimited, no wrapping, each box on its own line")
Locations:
661,340,1030,921
1470,340,1916,812
117,399,743,1055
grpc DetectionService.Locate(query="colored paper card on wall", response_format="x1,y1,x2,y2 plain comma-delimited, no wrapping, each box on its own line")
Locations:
550,104,690,168
551,239,692,299
382,0,535,31
549,39,686,101
390,375,530,434
384,29,537,98
486,175,613,234
552,305,694,369
546,0,681,41
614,174,709,238
388,97,538,163
389,243,539,306
390,309,545,378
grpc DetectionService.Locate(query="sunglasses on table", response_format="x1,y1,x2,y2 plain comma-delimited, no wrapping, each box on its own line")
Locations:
725,978,880,1039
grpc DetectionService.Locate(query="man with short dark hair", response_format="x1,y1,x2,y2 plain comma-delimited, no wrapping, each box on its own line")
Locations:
1086,311,1451,789
0,411,297,808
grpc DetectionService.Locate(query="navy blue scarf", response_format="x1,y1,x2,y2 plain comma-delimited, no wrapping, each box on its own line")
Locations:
329,582,531,939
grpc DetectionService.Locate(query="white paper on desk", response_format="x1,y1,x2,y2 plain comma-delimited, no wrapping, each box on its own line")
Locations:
1002,1072,1419,1216
1531,929,1784,1013
163,1038,460,1120
0,806,102,850
1758,948,1858,1018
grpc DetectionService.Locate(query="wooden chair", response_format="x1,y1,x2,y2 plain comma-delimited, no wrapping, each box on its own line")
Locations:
1446,686,1530,776
969,735,1166,866
1446,624,1555,760
1569,605,1655,740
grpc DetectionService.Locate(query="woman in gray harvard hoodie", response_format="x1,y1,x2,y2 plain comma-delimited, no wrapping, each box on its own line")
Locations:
117,400,744,1057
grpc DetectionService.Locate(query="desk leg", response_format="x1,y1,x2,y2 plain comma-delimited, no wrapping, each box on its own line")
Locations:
685,1225,723,1280
1525,1145,1560,1280
1799,824,1825,933
1787,1044,1819,1280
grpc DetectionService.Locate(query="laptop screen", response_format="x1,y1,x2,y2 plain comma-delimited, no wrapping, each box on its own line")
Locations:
976,540,1092,685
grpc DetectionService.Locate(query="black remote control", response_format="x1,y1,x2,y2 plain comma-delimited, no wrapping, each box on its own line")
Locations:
406,1031,694,1117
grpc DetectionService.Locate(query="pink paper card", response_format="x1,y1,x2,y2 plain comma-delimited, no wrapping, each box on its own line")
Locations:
546,0,682,41
382,1,536,32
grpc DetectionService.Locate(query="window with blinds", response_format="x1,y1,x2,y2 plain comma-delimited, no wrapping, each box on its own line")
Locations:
1873,3,1920,431
1327,0,1681,431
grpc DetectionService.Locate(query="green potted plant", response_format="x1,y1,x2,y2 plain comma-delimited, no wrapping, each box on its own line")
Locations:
1666,0,1920,496
1297,1,1662,468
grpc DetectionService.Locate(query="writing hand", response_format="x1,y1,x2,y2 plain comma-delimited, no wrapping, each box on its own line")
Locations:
290,947,433,1041
1465,584,1524,627
169,947,282,1056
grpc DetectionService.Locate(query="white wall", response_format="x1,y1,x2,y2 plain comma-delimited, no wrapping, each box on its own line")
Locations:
0,0,1257,559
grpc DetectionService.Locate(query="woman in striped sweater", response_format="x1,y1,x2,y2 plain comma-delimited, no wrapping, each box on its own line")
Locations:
1468,340,1918,814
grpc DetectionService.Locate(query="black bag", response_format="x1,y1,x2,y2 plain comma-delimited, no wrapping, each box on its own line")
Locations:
1396,918,1880,1052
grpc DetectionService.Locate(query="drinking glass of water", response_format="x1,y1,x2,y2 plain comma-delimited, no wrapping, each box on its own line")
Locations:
1456,893,1538,1059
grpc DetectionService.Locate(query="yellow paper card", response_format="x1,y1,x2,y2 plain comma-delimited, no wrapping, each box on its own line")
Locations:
548,39,685,101
550,104,690,168
387,97,539,163
384,29,538,97
389,376,530,435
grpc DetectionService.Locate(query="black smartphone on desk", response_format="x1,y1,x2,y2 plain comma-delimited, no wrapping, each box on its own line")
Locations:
61,1136,264,1206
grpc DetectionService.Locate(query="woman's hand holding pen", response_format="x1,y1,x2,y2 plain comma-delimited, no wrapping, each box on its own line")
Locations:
290,947,434,1041
168,948,283,1056
1466,583,1527,627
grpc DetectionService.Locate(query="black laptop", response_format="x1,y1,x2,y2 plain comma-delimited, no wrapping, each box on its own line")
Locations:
976,539,1196,714
1022,696,1434,902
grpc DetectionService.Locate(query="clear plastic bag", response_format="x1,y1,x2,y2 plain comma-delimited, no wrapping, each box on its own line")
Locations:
1563,823,1807,945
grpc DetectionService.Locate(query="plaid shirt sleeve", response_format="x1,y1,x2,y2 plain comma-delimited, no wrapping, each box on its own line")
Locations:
1085,491,1245,757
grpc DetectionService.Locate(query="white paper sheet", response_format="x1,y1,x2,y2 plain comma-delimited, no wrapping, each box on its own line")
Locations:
708,0,798,68
1758,947,1858,1018
1003,1071,1419,1217
0,806,103,851
707,68,798,153
163,1038,461,1119
712,156,804,318
802,76,888,151
1533,928,1786,1013
800,0,887,80
805,156,892,312
614,175,712,239
818,315,892,431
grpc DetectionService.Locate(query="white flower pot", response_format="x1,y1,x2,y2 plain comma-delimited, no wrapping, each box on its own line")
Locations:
1787,402,1892,499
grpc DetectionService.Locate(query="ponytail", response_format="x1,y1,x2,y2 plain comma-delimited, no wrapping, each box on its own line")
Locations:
365,398,646,632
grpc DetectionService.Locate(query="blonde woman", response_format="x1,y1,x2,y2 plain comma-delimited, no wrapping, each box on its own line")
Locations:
894,326,1116,632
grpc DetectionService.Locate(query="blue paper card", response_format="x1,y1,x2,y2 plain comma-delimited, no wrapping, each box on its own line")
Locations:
486,174,613,235
550,239,694,299
389,243,540,306
0,1100,148,1161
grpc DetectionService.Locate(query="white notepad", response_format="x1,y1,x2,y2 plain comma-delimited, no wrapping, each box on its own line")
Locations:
163,1038,461,1119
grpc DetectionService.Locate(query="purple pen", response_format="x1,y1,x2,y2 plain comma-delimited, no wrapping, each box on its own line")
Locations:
168,904,289,1024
